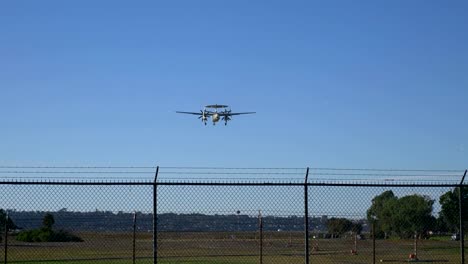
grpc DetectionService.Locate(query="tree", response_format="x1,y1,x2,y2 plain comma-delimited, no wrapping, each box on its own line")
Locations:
367,191,396,220
327,218,353,237
367,191,435,238
0,209,17,230
367,190,397,238
439,186,468,232
42,213,55,231
390,194,434,238
0,209,17,242
16,213,82,243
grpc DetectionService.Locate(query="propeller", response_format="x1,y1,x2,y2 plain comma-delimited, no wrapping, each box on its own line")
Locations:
222,109,232,125
198,110,208,125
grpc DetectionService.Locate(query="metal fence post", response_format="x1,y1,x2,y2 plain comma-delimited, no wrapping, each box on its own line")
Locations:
133,211,137,264
372,220,376,264
305,167,310,264
153,166,159,264
258,210,263,264
4,212,7,264
460,169,466,264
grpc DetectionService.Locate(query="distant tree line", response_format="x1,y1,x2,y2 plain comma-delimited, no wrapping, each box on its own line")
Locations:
7,210,328,233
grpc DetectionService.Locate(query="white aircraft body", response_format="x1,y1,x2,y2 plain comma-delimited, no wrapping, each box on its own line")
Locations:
176,104,255,125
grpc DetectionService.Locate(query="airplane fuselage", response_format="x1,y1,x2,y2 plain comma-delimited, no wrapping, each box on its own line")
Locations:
212,113,220,123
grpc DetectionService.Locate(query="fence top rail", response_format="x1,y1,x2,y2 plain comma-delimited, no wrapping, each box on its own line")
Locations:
0,179,465,187
0,166,464,172
0,167,466,185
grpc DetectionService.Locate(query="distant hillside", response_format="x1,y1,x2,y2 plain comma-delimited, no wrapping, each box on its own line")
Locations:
7,210,351,233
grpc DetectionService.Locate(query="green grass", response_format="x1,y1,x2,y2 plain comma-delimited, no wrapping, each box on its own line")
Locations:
3,232,466,264
428,235,452,241
11,260,237,264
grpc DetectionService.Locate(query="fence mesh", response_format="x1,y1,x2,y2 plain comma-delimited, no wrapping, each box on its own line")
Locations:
0,167,466,263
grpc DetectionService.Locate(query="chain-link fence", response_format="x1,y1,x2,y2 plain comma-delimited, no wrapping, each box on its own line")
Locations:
0,167,466,263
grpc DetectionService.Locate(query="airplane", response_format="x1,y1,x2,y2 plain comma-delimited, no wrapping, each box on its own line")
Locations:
176,105,255,125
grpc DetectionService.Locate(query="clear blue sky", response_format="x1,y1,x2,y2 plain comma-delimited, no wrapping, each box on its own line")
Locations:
1,0,468,170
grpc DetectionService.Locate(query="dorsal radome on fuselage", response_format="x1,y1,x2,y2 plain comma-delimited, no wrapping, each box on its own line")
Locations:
205,104,229,109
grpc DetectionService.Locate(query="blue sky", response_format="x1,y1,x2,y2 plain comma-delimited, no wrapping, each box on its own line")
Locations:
1,0,468,170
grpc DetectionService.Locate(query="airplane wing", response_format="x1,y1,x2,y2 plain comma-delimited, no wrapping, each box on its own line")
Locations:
176,111,202,115
220,112,256,116
176,111,213,116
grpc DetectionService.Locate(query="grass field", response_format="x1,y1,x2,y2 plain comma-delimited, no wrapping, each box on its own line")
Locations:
2,232,466,263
